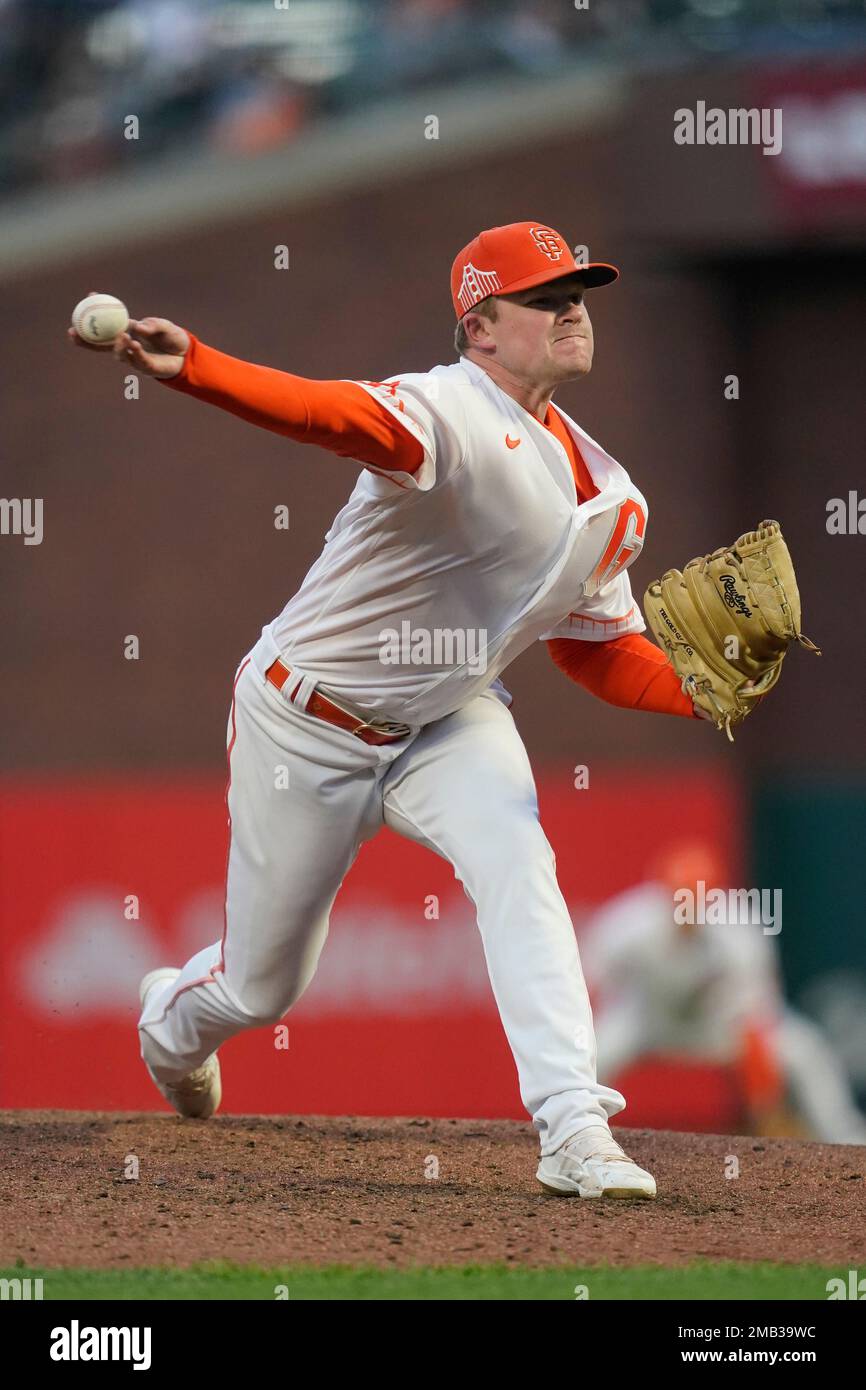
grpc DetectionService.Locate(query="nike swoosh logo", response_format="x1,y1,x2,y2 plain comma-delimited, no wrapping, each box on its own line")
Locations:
505,435,521,449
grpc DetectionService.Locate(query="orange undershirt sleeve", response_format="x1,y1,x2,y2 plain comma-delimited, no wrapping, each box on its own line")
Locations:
547,632,701,718
158,333,425,474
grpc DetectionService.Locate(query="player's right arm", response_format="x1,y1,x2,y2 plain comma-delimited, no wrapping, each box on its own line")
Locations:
68,316,425,477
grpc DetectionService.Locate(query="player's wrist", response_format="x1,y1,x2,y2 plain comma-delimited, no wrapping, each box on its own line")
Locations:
154,360,185,380
155,331,194,384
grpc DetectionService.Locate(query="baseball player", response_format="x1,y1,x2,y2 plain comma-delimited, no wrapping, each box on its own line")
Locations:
585,841,866,1144
70,221,715,1200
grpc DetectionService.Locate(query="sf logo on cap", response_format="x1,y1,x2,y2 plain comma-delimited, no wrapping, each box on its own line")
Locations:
530,227,565,261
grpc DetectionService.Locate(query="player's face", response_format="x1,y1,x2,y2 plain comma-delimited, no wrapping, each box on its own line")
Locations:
492,276,594,385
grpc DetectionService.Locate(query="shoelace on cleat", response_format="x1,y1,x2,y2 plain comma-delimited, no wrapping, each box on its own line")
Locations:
575,1149,639,1165
564,1139,638,1165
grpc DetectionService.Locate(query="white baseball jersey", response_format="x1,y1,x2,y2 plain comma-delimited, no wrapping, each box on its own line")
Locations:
250,355,648,725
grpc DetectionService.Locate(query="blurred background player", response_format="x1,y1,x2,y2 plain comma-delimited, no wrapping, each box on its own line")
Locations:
583,841,866,1145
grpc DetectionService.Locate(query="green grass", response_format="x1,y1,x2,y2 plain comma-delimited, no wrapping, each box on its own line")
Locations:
0,1261,848,1301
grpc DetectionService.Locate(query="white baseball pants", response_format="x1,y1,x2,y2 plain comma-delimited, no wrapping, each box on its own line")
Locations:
138,649,625,1154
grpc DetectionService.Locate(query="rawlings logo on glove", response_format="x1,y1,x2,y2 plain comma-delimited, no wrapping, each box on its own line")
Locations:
719,575,752,617
644,520,820,741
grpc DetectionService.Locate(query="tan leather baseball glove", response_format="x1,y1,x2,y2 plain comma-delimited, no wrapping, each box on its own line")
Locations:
644,520,820,741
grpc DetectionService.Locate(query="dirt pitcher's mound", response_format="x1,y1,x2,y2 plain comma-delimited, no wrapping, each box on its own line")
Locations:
1,1111,863,1270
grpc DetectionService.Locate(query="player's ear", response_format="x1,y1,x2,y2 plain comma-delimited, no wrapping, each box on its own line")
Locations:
464,312,494,348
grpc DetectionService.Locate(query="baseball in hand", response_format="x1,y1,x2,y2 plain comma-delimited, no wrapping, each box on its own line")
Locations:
71,293,130,345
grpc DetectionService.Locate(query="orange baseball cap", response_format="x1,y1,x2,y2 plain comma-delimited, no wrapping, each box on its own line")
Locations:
451,221,618,320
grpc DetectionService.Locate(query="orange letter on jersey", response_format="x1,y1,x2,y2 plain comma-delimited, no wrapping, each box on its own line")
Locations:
589,498,646,590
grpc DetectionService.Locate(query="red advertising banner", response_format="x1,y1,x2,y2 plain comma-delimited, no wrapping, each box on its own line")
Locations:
0,768,741,1128
757,60,866,225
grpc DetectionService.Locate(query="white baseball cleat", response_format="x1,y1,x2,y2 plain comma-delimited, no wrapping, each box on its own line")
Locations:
537,1124,657,1199
139,968,222,1120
